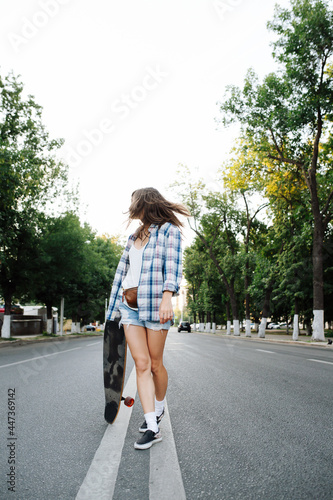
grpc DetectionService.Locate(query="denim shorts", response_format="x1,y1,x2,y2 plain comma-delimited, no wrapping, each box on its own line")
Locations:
118,301,171,331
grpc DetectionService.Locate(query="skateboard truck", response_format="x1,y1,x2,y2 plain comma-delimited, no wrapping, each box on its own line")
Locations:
122,396,135,407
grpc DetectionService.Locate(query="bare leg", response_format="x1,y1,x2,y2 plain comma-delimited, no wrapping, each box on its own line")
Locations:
124,324,155,414
147,329,168,402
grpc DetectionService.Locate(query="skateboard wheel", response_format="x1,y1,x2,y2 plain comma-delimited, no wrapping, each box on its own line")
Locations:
124,396,134,407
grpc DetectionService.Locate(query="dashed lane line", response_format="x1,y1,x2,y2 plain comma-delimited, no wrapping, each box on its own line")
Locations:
75,366,137,500
150,400,186,500
256,349,276,354
308,359,333,366
0,339,101,370
0,346,83,369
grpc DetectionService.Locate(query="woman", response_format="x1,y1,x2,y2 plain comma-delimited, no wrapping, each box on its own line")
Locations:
106,187,190,450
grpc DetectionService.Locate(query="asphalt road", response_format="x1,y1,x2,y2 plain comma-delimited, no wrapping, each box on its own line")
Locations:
0,330,333,499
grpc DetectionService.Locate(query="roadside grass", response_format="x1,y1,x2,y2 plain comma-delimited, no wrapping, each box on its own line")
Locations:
37,331,103,338
0,331,103,342
270,329,333,338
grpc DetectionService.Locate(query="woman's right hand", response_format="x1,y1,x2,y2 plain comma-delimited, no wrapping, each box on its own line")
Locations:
159,291,173,324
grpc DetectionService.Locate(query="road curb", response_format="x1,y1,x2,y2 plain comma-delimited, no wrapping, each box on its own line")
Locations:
0,333,103,349
190,330,332,348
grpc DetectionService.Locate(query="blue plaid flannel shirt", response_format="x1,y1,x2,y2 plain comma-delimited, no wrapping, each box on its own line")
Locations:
106,222,182,322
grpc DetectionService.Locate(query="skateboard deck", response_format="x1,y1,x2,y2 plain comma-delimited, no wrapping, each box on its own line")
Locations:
103,319,134,424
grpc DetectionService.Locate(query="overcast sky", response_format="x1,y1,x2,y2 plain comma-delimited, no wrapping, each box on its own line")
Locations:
1,0,291,242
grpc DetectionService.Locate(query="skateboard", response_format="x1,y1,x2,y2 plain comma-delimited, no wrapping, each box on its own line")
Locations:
103,319,134,424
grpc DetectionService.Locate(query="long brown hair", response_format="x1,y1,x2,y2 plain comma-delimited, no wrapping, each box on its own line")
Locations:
128,187,190,235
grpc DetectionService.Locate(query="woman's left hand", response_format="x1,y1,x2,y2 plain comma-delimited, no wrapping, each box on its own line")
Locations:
159,291,173,324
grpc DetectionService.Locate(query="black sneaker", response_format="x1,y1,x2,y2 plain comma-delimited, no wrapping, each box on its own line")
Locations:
134,430,162,450
139,409,165,433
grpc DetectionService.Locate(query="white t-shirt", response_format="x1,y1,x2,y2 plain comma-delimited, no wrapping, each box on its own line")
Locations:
122,244,145,291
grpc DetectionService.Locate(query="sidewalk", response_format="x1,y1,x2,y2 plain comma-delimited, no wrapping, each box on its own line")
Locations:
0,331,103,349
191,329,333,348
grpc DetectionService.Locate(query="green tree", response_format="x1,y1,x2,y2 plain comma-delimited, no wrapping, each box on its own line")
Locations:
222,147,269,336
184,240,227,329
31,213,92,332
218,0,333,340
189,190,245,334
32,216,123,331
0,71,67,337
65,234,123,326
183,242,206,326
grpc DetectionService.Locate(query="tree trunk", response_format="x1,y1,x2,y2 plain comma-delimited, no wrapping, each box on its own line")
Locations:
199,311,204,331
242,193,267,338
233,319,240,336
312,215,325,340
228,279,239,321
205,311,211,333
245,319,251,337
292,297,300,341
226,301,231,335
254,316,260,333
258,286,272,338
2,296,12,338
2,315,11,338
305,320,312,336
244,251,251,338
307,109,325,341
244,251,251,337
211,311,216,333
46,302,53,334
245,256,250,313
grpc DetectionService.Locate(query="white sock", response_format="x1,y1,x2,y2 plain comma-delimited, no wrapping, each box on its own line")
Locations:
155,397,165,418
144,412,159,433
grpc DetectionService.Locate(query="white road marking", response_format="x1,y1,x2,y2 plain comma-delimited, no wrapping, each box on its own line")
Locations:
85,341,101,347
308,359,333,366
256,349,276,354
150,400,186,500
0,346,83,369
75,366,137,500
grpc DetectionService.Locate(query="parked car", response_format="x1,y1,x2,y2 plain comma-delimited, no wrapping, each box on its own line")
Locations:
178,321,191,333
267,322,280,329
0,304,23,314
83,324,96,332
